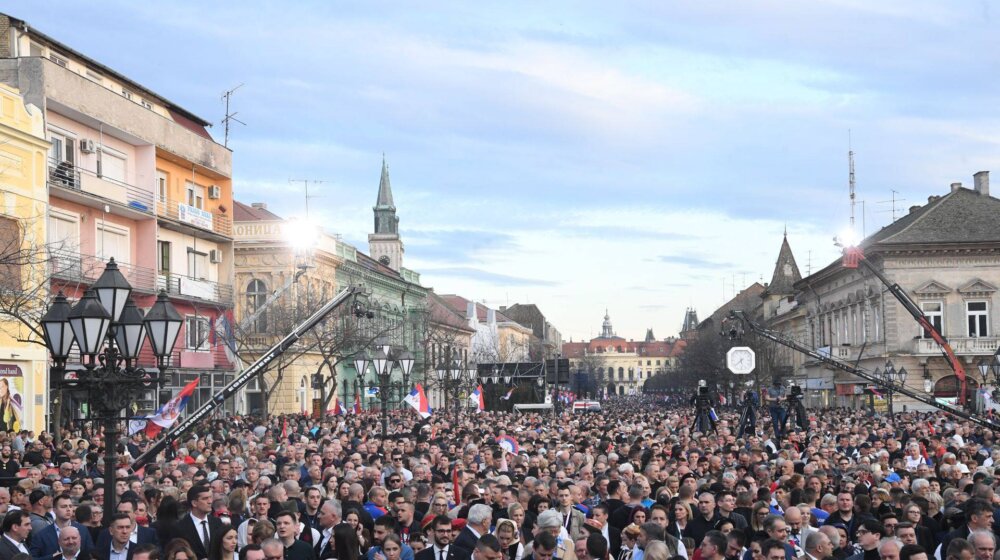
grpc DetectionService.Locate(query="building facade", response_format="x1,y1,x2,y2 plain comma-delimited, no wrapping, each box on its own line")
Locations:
0,13,236,426
563,311,685,397
796,174,1000,410
499,303,563,360
0,83,50,431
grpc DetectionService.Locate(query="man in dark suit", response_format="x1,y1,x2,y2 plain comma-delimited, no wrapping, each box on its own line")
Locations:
167,485,225,560
0,509,32,560
315,500,343,560
454,504,492,555
94,496,158,553
95,513,134,560
30,493,96,558
415,516,472,560
54,525,96,560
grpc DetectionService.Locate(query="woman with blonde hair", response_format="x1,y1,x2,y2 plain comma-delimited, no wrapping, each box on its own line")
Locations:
494,518,524,560
618,524,641,560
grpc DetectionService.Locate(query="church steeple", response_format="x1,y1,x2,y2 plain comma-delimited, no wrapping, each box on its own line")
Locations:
369,156,404,271
373,156,398,235
767,232,801,295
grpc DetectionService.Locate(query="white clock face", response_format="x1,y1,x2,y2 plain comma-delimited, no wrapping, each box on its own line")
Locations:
727,347,755,374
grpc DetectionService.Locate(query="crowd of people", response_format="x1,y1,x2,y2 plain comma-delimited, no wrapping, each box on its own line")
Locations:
0,394,996,560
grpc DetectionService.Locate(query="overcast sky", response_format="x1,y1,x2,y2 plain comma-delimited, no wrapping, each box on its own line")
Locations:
16,1,1000,341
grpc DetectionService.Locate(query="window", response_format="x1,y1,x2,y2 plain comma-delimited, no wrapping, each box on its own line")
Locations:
99,149,126,183
247,279,268,333
921,302,943,339
185,316,210,351
967,301,989,337
49,53,68,67
28,42,42,57
656,360,661,366
96,220,130,264
85,70,102,84
187,249,208,280
48,130,75,165
185,181,204,209
0,218,21,291
47,208,80,250
140,99,153,110
646,360,651,366
618,367,624,380
158,241,171,275
156,170,168,203
121,88,133,100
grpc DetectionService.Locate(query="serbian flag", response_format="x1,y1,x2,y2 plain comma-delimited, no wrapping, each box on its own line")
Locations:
469,385,485,412
404,384,432,418
496,435,520,454
501,387,515,400
143,378,199,438
281,417,288,439
353,393,362,414
326,396,344,416
452,465,461,502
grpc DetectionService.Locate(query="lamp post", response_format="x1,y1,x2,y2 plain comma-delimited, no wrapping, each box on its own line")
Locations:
976,346,1000,406
923,365,933,393
881,361,907,418
435,356,475,424
41,259,181,527
354,342,414,435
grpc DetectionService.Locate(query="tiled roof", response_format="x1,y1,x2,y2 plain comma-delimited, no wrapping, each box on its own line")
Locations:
233,200,283,221
427,292,475,333
864,187,1000,246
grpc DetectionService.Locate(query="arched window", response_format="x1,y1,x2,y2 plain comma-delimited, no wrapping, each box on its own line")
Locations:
618,385,625,395
246,279,268,333
628,368,634,381
607,367,614,378
618,367,624,380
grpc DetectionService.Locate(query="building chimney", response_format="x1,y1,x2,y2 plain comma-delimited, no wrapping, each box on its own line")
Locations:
974,171,990,196
950,182,962,193
466,301,477,322
487,308,496,325
251,202,267,209
909,205,921,214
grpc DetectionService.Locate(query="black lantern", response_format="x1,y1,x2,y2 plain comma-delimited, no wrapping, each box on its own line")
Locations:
354,351,370,378
143,290,182,363
114,298,147,361
372,348,389,378
398,350,414,378
41,291,75,365
68,290,111,357
92,258,132,322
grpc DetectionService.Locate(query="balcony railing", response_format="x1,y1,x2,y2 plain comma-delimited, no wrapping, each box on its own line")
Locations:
156,199,232,237
157,273,233,306
49,249,158,293
48,159,154,215
914,336,1000,355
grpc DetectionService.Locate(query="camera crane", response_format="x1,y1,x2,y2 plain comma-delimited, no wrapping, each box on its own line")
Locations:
130,285,373,471
723,310,1000,432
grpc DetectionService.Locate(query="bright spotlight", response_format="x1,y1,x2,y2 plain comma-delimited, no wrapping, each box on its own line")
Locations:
834,228,859,248
284,218,320,251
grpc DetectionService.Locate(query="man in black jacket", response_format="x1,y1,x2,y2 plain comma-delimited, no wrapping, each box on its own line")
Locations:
273,511,317,560
166,485,225,560
415,516,471,560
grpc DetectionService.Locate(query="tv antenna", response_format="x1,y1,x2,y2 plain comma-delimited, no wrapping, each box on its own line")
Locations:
848,130,856,230
221,84,245,148
876,189,905,222
289,179,325,219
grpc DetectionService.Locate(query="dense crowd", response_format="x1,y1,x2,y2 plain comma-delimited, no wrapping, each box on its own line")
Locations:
0,394,997,560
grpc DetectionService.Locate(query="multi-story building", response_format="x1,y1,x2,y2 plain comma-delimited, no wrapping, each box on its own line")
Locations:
233,160,427,416
0,13,236,422
563,311,685,397
0,83,51,431
797,173,1000,409
499,303,563,359
438,295,532,365
423,290,475,410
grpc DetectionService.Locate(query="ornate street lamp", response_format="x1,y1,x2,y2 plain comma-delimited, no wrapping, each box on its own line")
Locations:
42,261,180,528
357,341,415,435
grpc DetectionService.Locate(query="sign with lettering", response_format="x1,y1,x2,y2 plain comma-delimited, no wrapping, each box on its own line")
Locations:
233,220,286,241
0,364,23,432
178,203,213,231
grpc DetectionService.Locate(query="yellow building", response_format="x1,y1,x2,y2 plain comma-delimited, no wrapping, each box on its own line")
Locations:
0,83,50,432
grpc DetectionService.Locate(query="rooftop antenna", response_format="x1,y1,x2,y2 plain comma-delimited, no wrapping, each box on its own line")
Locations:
849,130,856,230
221,84,245,148
876,189,905,222
807,250,812,276
288,179,325,219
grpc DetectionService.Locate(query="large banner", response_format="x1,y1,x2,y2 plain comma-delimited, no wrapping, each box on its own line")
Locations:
0,365,24,433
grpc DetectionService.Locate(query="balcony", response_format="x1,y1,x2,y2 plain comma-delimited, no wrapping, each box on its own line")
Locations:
49,249,158,293
914,337,1000,356
48,159,155,217
157,273,233,306
157,199,232,238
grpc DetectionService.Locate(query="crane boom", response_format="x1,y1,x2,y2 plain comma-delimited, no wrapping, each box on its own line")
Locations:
842,246,967,404
725,311,1000,432
131,286,364,471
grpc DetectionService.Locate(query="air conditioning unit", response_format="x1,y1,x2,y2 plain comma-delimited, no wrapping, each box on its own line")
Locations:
209,249,222,264
208,184,221,199
80,139,96,153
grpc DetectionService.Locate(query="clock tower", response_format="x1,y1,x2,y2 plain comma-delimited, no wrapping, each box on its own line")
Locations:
368,156,404,271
